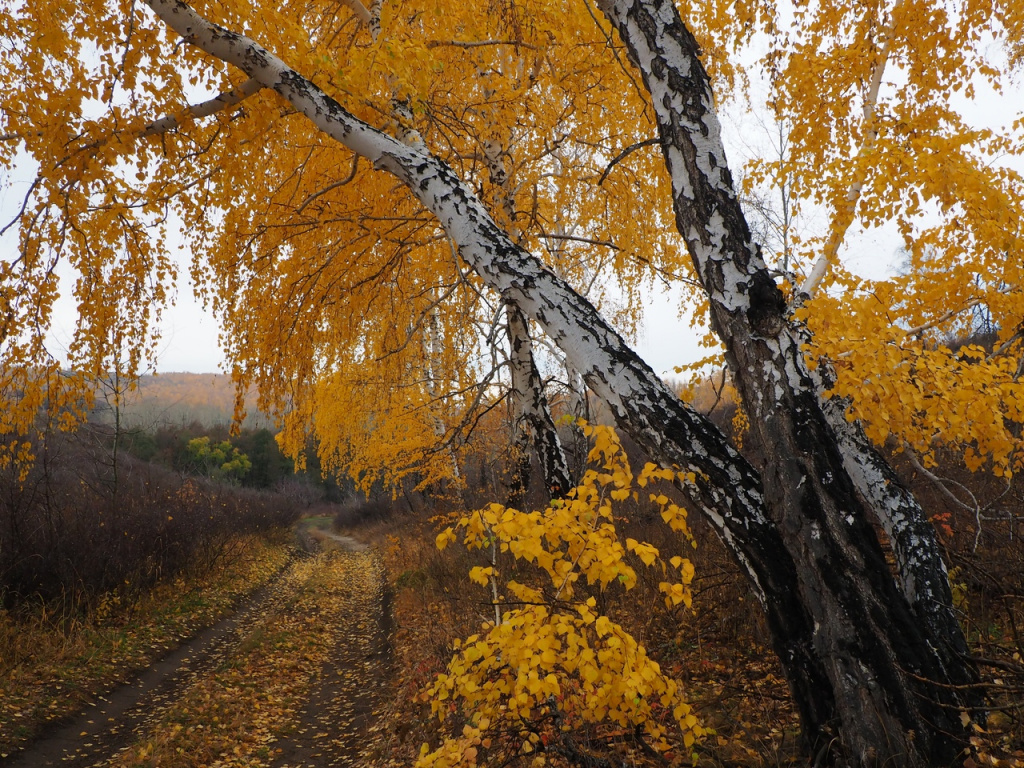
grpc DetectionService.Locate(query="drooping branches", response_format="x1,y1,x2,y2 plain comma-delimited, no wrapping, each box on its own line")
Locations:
6,0,1020,764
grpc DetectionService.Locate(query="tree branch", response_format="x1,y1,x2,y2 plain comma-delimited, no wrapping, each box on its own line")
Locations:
904,297,984,339
142,77,263,137
597,137,659,185
426,39,539,50
800,0,904,298
337,0,371,26
294,154,360,215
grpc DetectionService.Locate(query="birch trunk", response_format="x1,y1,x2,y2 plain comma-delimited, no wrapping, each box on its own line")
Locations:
482,133,572,504
594,0,974,763
505,301,573,504
423,299,466,501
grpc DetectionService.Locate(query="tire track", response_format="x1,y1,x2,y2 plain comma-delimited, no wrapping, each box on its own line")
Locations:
272,534,393,768
2,532,395,768
0,554,300,768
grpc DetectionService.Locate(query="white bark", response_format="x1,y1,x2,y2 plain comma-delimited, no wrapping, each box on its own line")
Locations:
425,300,462,484
337,0,371,27
799,0,903,298
505,303,572,499
142,78,262,137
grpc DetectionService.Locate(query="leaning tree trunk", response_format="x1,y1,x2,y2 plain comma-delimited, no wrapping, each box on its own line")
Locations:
505,302,574,506
821,392,981,704
144,2,976,763
595,0,976,763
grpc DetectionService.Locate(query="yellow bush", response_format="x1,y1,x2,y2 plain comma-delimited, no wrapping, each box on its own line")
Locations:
420,423,703,766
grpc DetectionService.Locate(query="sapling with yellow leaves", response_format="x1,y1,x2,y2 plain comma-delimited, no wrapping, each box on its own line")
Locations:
420,423,703,767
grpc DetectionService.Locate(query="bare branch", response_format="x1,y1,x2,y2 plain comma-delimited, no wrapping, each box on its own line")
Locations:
902,441,980,520
294,154,360,215
597,137,659,185
544,233,620,250
427,39,539,50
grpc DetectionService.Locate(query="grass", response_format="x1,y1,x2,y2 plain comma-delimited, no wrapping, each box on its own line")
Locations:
0,535,290,757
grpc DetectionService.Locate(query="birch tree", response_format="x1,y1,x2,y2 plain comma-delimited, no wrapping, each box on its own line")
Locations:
3,0,1023,764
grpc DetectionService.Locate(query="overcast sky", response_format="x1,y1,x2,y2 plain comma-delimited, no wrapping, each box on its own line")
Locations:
0,102,910,379
0,118,921,380
2,16,1017,379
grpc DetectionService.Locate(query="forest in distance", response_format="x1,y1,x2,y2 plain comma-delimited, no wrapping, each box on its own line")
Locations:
89,372,278,432
2,0,1024,766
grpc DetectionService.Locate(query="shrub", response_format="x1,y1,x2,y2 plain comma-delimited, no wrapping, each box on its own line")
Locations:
0,429,301,615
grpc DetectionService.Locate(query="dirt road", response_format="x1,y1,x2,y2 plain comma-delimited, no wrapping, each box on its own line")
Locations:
2,532,392,768
272,533,392,767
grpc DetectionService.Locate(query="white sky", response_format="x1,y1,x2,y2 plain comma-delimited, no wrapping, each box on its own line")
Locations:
4,108,903,379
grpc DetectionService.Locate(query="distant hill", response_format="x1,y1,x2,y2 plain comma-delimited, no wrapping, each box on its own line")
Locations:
90,373,276,430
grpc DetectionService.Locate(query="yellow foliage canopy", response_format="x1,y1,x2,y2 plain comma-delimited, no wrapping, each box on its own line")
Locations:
748,0,1024,475
1,0,728,477
0,0,1021,483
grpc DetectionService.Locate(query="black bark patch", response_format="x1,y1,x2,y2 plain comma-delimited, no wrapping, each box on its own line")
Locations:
746,269,786,337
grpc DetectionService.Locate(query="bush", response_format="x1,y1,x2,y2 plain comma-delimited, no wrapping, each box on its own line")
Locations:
0,429,301,614
332,497,393,530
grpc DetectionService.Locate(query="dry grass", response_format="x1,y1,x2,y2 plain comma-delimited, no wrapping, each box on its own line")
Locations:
0,536,289,757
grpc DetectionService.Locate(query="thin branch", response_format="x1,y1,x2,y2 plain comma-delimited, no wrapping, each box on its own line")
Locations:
0,173,42,237
579,0,651,124
111,0,140,102
969,655,1024,675
410,361,506,463
142,77,262,137
902,442,979,515
989,327,1024,361
545,233,621,251
294,154,360,215
597,137,659,185
902,441,993,552
904,298,984,339
372,279,461,363
426,39,539,50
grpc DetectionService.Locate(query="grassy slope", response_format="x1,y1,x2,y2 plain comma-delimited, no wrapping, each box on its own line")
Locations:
0,536,289,757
